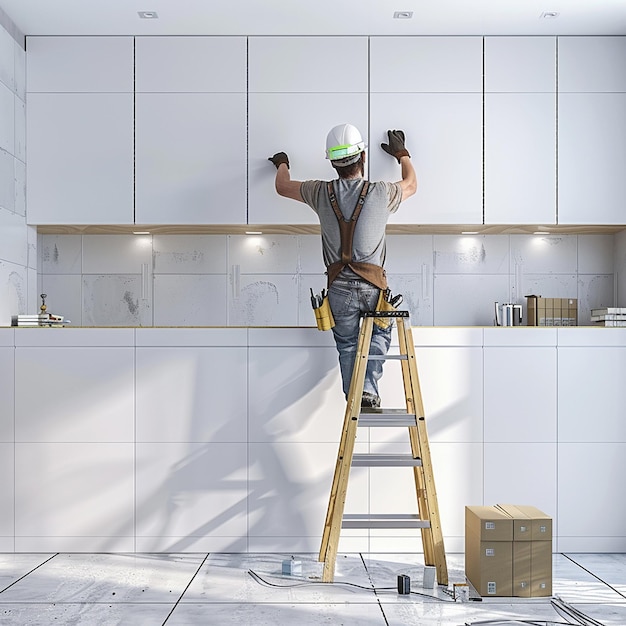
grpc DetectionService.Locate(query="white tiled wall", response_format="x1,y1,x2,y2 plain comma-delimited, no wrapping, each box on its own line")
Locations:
0,23,32,327
38,232,618,327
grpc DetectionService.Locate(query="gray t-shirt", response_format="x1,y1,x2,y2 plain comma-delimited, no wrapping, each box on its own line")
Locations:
300,178,402,273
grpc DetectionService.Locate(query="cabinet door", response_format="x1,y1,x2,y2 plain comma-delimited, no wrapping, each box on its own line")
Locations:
26,36,134,93
484,93,556,224
135,36,246,93
370,37,483,93
558,36,626,93
248,92,368,224
248,37,368,225
558,93,626,224
27,93,134,224
135,93,247,225
369,93,483,224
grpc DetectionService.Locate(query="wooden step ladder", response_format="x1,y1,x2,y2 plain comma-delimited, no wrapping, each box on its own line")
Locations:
319,310,448,585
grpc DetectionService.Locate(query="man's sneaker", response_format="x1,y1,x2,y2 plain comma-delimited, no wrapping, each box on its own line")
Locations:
361,392,381,409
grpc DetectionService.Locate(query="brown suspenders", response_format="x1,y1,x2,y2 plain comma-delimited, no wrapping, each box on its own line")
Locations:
325,181,388,290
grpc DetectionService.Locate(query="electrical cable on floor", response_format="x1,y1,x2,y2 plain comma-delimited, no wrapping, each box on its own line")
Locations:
551,596,606,626
247,569,455,601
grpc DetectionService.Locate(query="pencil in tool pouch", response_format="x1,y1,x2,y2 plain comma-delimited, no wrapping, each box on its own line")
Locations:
310,288,335,331
374,289,403,329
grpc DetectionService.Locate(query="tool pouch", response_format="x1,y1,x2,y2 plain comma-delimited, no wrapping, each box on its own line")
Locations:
313,294,335,331
373,290,397,329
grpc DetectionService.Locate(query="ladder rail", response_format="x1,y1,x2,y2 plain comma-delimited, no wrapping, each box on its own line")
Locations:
319,312,448,586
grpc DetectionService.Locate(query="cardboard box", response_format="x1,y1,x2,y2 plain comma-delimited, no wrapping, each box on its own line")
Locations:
466,505,552,598
526,296,577,326
465,506,513,597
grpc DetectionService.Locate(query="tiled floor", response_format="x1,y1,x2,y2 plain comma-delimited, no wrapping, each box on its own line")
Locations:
0,552,625,625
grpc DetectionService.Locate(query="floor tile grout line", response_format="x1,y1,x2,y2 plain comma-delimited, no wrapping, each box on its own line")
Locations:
360,552,390,626
161,551,210,625
0,553,59,594
563,553,626,600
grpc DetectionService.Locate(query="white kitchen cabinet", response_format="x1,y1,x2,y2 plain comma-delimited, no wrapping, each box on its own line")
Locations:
557,37,626,225
483,37,557,224
558,345,626,443
135,93,247,224
15,345,135,442
370,37,483,93
484,93,556,224
247,36,368,226
135,36,246,93
248,37,368,93
26,36,134,93
369,93,483,224
558,93,626,224
558,36,626,93
27,93,134,224
248,92,368,224
484,345,557,443
0,346,13,442
135,346,248,443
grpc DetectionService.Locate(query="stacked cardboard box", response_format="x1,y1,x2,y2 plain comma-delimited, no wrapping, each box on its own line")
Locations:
526,296,577,326
465,504,552,597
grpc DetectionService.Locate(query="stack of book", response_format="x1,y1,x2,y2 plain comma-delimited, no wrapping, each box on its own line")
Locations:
591,307,626,327
11,313,68,327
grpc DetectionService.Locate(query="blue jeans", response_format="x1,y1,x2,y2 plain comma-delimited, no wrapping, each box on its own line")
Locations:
328,277,393,399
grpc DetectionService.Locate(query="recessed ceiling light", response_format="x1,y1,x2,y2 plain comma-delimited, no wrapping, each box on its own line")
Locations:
138,11,158,19
393,11,413,19
540,11,559,19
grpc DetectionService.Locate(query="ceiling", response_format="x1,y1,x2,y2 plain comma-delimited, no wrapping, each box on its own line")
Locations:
1,0,626,38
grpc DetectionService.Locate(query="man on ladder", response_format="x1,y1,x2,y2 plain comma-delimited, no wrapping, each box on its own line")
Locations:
268,124,417,407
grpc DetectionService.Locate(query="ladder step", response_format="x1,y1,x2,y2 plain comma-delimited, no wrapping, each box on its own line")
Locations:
368,354,408,361
342,513,430,529
359,409,418,427
352,453,422,467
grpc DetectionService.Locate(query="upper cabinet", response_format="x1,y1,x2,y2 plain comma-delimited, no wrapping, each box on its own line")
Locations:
558,37,626,225
369,37,483,225
26,37,134,225
247,37,368,225
484,37,557,225
134,37,247,225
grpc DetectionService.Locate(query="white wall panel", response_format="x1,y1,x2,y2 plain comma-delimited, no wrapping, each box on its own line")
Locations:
0,442,13,547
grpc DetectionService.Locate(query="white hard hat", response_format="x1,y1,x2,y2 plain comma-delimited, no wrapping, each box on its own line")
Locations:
325,123,366,165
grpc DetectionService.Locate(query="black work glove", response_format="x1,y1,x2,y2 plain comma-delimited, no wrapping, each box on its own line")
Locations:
381,130,410,163
268,152,290,169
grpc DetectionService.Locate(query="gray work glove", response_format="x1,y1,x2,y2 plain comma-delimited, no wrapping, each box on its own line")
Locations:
268,152,290,169
381,130,410,163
